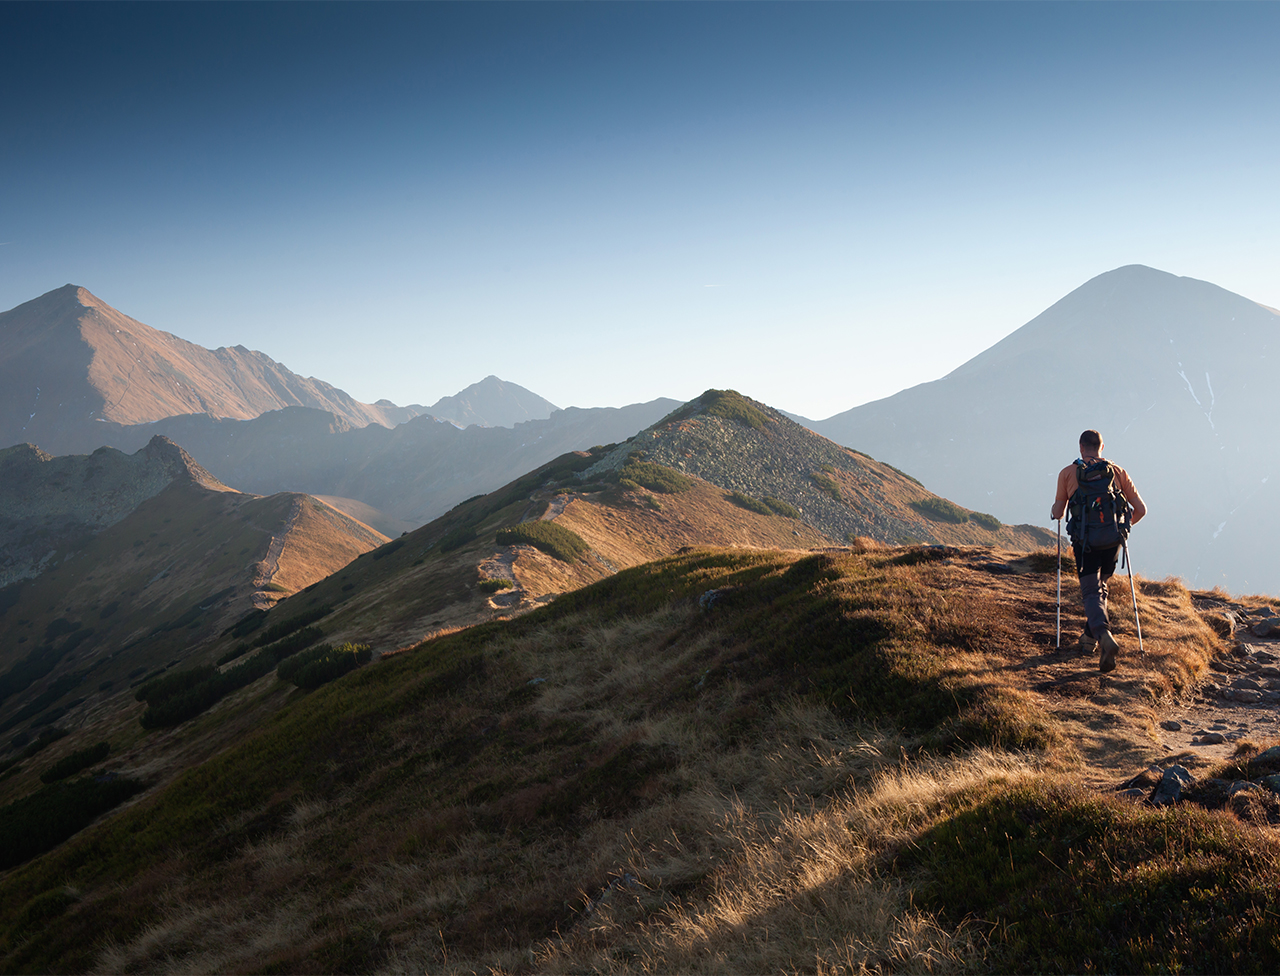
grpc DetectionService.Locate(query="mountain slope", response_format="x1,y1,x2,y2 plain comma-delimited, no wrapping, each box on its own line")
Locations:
0,542,1251,975
587,389,1052,551
809,265,1280,594
0,285,391,449
0,445,388,754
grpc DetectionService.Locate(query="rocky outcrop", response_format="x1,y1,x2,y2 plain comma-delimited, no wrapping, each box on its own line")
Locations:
0,435,232,586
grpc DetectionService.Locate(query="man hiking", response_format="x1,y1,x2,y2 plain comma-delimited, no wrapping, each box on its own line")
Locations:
1050,429,1147,673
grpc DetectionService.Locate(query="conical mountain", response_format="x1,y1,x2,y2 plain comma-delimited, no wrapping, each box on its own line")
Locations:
810,265,1280,593
0,285,391,451
427,375,560,428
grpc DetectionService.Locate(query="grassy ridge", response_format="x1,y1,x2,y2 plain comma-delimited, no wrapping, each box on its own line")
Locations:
0,546,1238,974
0,547,1058,972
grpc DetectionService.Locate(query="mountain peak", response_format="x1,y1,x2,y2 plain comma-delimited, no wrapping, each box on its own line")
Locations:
0,285,397,450
428,376,559,428
588,388,1047,550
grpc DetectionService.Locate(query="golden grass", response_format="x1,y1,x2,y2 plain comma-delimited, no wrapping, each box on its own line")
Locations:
0,545,1238,974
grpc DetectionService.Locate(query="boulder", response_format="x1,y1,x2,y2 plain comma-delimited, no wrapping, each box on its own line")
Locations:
1223,688,1262,704
1151,765,1194,806
1251,617,1280,638
1160,720,1183,732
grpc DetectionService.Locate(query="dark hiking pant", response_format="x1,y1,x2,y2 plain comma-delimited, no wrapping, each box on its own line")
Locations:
1073,543,1119,638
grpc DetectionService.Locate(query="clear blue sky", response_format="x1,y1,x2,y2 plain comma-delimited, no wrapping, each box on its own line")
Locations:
3,2,1278,420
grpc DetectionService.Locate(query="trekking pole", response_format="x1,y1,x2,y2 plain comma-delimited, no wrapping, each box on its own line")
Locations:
1123,539,1145,659
1055,518,1062,650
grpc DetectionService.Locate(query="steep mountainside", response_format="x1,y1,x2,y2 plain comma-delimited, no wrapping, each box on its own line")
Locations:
0,451,387,751
48,398,683,526
426,374,560,428
808,265,1280,594
0,285,395,451
0,436,231,587
588,389,1053,551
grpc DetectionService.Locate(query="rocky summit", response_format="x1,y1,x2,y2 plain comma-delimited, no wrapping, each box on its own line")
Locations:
588,389,1052,550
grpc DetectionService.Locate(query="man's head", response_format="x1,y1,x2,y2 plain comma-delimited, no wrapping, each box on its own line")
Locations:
1079,429,1103,455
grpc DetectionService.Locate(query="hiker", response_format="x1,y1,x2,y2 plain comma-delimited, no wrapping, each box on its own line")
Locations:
1050,429,1147,673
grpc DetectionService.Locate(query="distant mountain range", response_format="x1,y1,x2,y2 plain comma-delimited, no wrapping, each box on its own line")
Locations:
802,265,1280,595
0,286,565,457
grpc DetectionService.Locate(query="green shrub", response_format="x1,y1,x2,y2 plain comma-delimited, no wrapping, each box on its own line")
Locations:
221,609,268,639
371,539,405,561
252,606,334,648
910,497,970,524
216,645,250,666
279,642,373,689
140,628,324,729
477,578,513,592
0,776,145,871
40,742,110,784
437,526,476,553
496,522,590,563
135,666,219,704
0,642,74,709
970,511,1002,530
810,472,842,501
886,463,923,486
763,496,801,519
617,461,694,494
728,492,772,515
0,674,86,733
644,495,662,510
700,389,772,430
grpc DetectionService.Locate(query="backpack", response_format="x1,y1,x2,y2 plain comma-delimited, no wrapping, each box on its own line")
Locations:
1065,458,1131,551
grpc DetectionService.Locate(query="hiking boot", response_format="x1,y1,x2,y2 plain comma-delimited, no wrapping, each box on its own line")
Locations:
1077,630,1098,654
1098,629,1120,673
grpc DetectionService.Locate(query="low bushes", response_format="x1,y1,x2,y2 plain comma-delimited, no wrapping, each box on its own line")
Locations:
496,522,589,563
477,578,513,592
970,511,1001,530
0,775,145,871
618,461,694,494
728,492,773,515
810,472,842,501
910,496,970,524
140,628,325,729
764,496,801,518
40,742,110,784
252,606,333,648
278,643,372,690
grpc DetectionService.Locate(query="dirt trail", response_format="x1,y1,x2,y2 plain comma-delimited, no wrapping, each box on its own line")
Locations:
929,547,1280,790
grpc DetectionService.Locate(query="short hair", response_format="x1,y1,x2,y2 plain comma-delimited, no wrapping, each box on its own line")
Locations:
1079,429,1102,450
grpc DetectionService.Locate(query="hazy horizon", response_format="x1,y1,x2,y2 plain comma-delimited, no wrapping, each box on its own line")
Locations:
4,2,1279,419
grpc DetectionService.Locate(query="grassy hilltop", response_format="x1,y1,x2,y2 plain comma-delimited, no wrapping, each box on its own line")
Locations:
5,537,1280,973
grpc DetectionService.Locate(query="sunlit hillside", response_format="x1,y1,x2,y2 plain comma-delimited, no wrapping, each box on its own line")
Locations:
6,539,1280,972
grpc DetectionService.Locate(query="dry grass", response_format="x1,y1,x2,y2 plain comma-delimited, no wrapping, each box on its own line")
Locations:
0,546,1238,974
